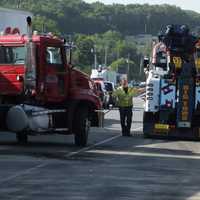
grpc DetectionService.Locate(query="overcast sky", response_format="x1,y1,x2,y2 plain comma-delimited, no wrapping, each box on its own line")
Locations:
84,0,200,13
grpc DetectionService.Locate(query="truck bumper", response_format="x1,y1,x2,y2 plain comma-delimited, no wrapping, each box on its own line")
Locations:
144,125,200,140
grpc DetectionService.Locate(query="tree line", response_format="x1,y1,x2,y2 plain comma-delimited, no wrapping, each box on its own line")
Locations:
1,0,199,35
73,31,142,80
1,0,200,80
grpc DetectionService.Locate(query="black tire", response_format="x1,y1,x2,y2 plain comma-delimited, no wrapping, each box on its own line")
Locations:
143,112,155,138
16,132,28,145
74,107,90,147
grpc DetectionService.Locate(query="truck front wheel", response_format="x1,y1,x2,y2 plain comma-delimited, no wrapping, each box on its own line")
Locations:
74,107,91,147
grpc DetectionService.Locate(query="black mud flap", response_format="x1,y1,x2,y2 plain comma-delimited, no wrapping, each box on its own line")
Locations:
143,112,155,137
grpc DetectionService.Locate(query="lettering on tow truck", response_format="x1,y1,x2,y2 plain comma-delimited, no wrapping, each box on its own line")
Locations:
181,85,189,121
173,56,182,69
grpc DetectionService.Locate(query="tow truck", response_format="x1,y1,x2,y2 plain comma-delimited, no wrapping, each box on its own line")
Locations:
143,24,200,139
0,17,102,146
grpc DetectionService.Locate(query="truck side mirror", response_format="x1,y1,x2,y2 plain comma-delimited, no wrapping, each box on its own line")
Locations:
143,57,149,68
109,104,113,110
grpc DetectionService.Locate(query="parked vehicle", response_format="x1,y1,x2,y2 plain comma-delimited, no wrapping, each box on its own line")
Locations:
0,17,102,146
143,24,199,139
104,81,116,108
91,68,117,86
93,79,107,108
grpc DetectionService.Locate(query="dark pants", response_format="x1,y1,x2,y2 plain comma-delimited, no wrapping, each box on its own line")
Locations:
119,106,133,136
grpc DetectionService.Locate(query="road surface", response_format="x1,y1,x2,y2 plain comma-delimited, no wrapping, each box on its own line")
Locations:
0,98,200,199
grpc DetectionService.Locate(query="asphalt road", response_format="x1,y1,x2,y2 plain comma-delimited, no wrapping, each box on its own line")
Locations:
1,98,200,199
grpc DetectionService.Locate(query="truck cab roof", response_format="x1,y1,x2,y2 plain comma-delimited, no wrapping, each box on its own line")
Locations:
0,34,63,45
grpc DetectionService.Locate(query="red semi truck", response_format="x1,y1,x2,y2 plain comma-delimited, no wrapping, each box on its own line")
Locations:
0,17,102,146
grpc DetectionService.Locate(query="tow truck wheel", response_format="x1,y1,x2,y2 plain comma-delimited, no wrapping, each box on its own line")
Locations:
74,107,90,147
16,132,28,145
143,112,154,138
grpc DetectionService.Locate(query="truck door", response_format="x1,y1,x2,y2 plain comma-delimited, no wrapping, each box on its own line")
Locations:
0,45,25,95
44,46,68,102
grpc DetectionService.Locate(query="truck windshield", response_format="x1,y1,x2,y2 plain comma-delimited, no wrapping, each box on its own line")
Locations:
104,82,114,92
46,47,62,65
0,46,25,65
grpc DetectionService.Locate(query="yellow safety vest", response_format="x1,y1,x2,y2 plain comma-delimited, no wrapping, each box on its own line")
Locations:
114,87,136,107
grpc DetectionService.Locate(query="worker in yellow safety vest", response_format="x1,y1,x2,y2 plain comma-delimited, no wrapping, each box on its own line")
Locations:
114,79,136,136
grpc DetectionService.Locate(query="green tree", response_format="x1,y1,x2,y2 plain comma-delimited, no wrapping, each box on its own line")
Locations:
33,15,59,34
73,34,94,71
110,58,137,80
1,0,200,35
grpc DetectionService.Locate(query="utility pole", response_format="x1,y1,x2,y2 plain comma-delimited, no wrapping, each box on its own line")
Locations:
68,35,72,65
65,35,75,65
94,45,97,69
126,53,130,80
92,45,97,69
17,0,21,8
145,14,151,34
42,23,46,34
144,23,147,34
104,46,108,67
139,57,143,76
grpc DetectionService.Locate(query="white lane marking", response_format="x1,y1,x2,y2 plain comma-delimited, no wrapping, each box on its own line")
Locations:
37,126,142,160
65,126,142,157
66,134,121,157
0,127,144,184
131,127,142,131
0,136,121,184
87,149,200,160
106,126,142,132
188,192,200,200
0,162,48,184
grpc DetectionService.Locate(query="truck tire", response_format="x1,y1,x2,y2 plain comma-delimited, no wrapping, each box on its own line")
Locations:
74,107,90,147
16,132,28,145
143,112,154,138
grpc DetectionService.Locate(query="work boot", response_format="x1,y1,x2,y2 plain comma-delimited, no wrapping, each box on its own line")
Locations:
125,127,131,137
122,127,127,136
122,131,127,136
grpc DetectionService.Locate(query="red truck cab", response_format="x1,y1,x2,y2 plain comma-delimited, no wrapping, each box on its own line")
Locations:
0,19,102,146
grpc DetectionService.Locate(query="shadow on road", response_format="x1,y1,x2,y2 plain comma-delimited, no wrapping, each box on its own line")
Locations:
104,118,120,127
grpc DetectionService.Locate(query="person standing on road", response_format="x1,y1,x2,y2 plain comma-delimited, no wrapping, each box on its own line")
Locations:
114,79,136,136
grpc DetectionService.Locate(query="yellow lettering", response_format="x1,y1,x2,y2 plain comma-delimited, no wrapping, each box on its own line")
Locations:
173,57,182,68
182,107,188,112
183,85,189,90
183,95,189,100
182,116,188,121
183,101,187,107
182,111,188,115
